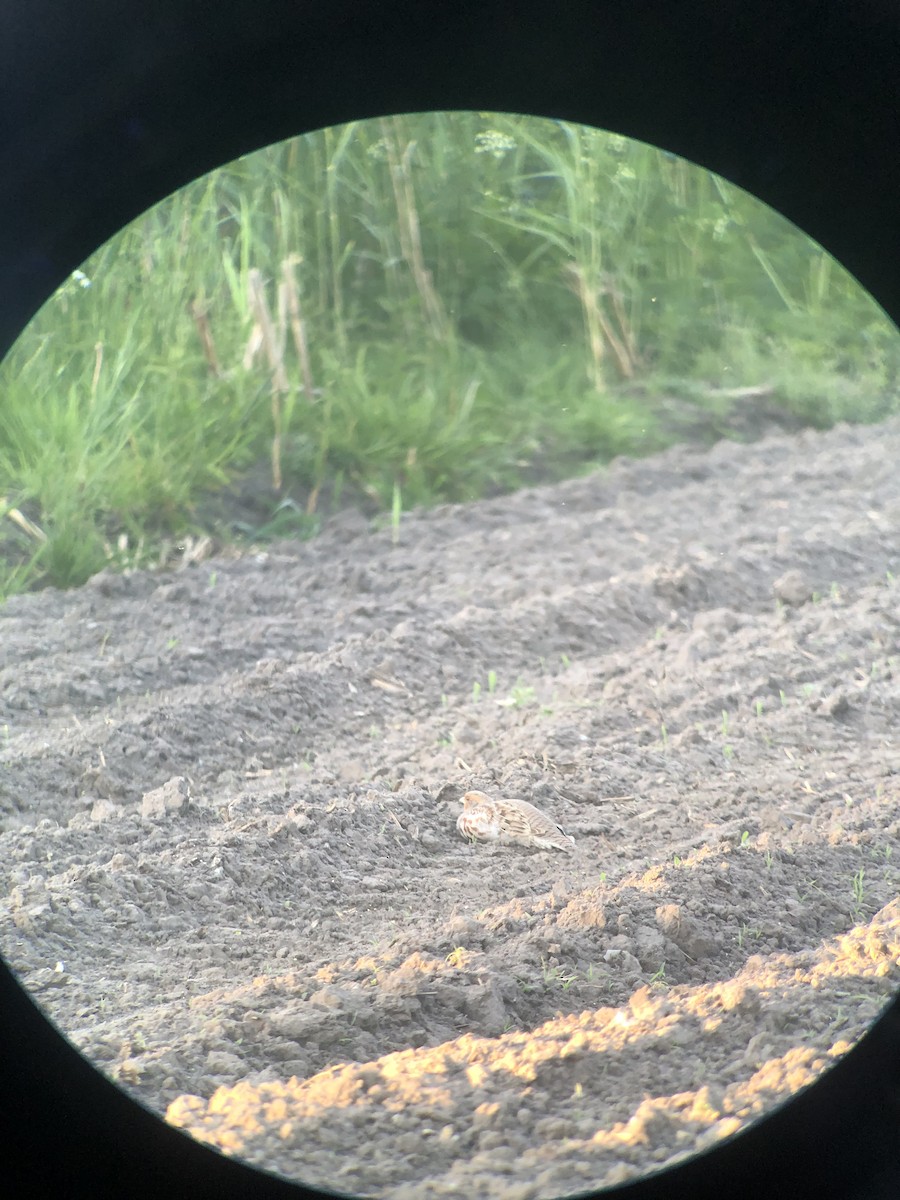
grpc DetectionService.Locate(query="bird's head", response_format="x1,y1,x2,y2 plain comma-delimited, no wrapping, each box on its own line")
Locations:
461,790,491,810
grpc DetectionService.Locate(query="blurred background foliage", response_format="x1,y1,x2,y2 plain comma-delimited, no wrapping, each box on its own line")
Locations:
1,111,897,595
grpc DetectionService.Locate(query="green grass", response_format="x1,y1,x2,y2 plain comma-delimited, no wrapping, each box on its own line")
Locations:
1,111,897,598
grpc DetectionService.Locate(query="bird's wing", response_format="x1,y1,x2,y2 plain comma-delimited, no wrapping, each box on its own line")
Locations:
503,798,574,847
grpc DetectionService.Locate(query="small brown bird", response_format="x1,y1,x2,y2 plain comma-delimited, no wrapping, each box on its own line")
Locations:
457,790,575,852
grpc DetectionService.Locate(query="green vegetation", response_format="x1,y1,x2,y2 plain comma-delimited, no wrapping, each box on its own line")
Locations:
649,964,669,990
498,681,537,708
2,111,898,596
736,924,762,950
851,867,866,918
540,957,579,989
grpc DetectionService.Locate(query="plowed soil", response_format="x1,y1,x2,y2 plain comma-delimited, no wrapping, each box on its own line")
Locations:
2,418,900,1199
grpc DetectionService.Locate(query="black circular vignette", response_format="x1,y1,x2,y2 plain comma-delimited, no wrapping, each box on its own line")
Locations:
1,2,899,1198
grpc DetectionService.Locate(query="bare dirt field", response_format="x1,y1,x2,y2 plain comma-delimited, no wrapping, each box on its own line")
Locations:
2,417,900,1198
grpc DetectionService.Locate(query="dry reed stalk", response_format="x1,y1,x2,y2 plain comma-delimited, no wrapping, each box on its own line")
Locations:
280,255,316,404
380,119,449,343
247,268,289,490
189,297,224,378
90,341,104,399
594,305,636,379
566,263,638,384
604,278,638,376
566,262,605,392
1,500,47,542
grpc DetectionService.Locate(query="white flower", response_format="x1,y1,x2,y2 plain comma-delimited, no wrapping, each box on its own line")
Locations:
475,130,517,160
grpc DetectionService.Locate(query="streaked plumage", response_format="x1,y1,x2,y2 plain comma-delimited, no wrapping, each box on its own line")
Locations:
457,790,575,852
